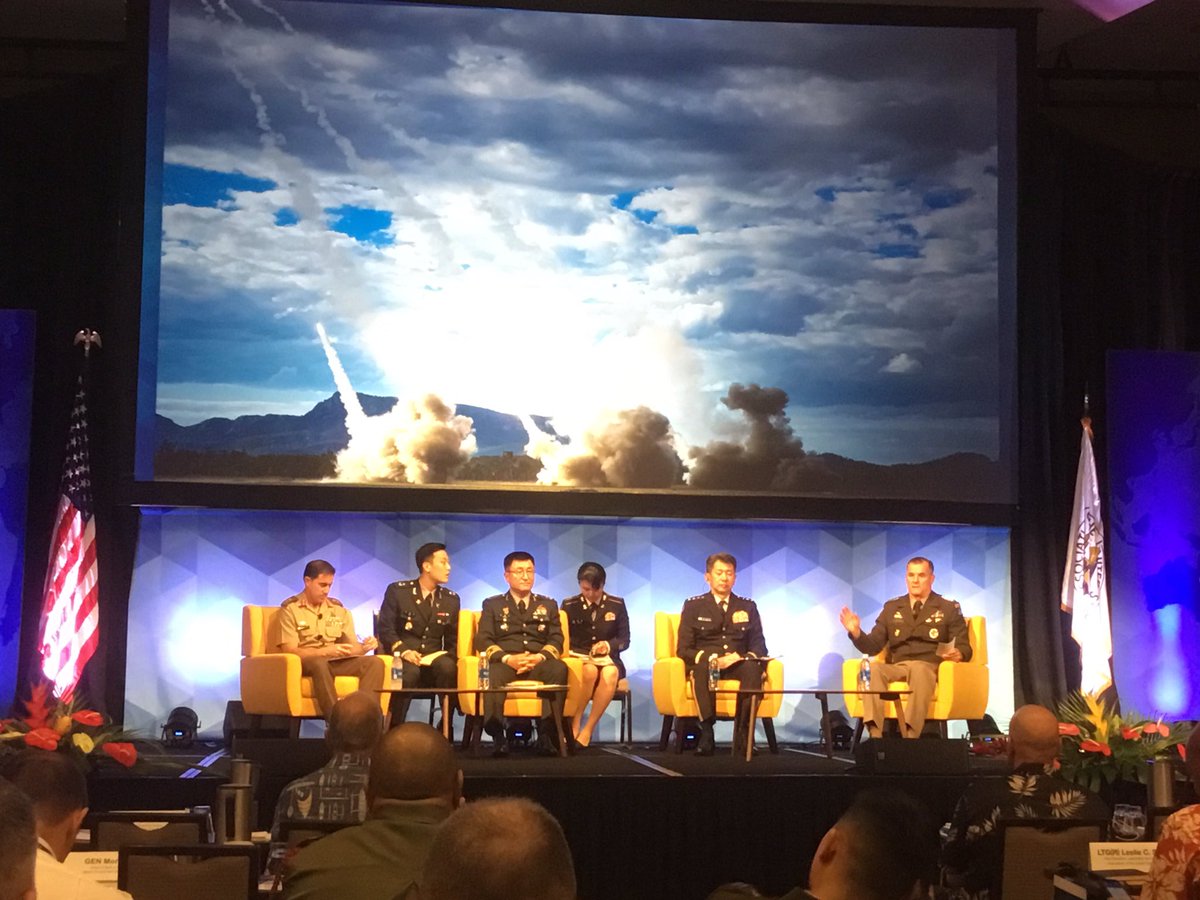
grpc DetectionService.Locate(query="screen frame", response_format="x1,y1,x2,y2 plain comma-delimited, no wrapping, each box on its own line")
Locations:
117,0,1036,525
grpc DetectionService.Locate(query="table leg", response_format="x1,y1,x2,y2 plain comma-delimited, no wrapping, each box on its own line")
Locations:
816,692,833,759
551,693,568,757
440,694,452,740
890,692,908,736
744,692,761,762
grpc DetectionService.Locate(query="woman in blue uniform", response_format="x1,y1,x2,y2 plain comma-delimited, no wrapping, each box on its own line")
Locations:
561,562,630,748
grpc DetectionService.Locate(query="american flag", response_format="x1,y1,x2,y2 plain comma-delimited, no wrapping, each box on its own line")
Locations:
38,375,100,699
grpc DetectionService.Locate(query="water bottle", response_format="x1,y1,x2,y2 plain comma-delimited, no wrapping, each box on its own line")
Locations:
391,653,403,686
479,651,490,690
858,654,872,691
707,654,719,691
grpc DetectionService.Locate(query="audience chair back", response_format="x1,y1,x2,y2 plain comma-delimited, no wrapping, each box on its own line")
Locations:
997,817,1108,900
117,844,259,900
277,818,354,848
841,614,989,728
91,811,210,850
455,609,584,717
239,605,390,722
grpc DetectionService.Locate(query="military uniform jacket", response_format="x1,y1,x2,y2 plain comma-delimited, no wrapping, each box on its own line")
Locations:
850,590,972,665
562,593,630,677
476,592,563,662
378,579,460,657
677,592,768,666
279,594,356,650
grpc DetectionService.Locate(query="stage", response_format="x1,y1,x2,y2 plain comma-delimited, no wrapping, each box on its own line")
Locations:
85,737,1013,900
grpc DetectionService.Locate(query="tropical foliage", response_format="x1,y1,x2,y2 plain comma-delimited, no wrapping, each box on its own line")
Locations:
1056,690,1186,792
0,680,140,769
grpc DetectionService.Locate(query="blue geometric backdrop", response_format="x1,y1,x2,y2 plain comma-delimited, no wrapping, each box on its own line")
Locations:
124,509,1013,741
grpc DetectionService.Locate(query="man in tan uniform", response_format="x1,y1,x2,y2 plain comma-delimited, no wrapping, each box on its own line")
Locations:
280,559,382,717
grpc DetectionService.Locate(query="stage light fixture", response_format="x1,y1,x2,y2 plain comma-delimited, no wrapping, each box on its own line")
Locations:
821,710,854,750
162,706,200,748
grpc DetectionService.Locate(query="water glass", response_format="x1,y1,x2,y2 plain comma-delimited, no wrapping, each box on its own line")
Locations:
1111,803,1147,841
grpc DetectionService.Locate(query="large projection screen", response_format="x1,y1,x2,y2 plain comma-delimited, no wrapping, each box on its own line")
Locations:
134,0,1019,510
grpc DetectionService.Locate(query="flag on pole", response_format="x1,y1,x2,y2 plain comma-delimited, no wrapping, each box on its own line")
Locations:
38,375,100,699
1061,418,1113,696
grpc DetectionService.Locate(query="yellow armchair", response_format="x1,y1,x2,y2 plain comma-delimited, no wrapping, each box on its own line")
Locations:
651,611,784,753
239,605,390,728
841,615,989,735
455,610,585,720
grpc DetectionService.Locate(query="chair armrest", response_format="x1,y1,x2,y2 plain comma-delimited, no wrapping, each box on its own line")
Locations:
240,654,304,716
932,660,989,719
652,658,688,715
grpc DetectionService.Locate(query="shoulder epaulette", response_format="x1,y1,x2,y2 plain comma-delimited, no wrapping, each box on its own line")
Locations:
327,597,345,608
440,587,460,600
605,595,626,605
532,593,553,603
685,594,706,603
281,594,300,607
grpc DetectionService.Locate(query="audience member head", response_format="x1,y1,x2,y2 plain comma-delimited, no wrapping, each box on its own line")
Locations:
0,779,37,900
1007,704,1062,768
704,883,765,899
808,789,937,900
3,749,89,862
419,796,576,900
327,690,384,754
367,722,462,810
1185,722,1200,793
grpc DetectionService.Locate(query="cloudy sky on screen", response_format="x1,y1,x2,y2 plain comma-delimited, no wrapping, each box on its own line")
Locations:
153,0,1006,465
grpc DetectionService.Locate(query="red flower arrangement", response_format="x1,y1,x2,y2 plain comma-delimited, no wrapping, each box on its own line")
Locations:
1,680,140,769
1057,691,1185,792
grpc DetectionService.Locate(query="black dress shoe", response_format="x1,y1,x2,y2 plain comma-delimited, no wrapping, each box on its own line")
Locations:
535,740,561,757
695,732,716,757
491,740,510,758
483,718,505,740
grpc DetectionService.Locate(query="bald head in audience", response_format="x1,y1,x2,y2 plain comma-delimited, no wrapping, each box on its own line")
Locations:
0,779,37,900
368,721,462,810
419,797,576,900
1007,704,1062,768
327,690,384,754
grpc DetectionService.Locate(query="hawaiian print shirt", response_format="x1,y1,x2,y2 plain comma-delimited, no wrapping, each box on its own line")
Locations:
940,762,1109,899
269,751,371,841
1144,804,1200,900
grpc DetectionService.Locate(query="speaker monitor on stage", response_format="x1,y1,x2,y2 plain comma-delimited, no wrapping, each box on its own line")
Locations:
854,737,970,774
222,700,293,746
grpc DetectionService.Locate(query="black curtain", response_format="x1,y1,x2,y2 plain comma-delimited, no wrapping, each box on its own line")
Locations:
0,69,136,719
1014,112,1200,708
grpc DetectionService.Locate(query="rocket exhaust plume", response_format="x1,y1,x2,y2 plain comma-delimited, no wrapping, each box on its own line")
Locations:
689,383,810,491
317,324,476,484
523,408,684,489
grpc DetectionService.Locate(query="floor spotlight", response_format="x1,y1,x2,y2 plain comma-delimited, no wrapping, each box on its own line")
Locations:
162,706,200,748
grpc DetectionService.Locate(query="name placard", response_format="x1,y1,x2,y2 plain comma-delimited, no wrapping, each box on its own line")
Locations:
62,850,120,885
1089,842,1157,873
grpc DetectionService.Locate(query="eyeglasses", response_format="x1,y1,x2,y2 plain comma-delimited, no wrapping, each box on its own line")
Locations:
506,568,535,577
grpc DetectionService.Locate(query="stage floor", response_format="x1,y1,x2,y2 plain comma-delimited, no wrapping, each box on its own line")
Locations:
89,739,1010,900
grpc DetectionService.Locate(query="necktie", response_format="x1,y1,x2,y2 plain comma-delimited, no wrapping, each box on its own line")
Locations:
518,600,526,614
913,601,923,620
719,600,728,616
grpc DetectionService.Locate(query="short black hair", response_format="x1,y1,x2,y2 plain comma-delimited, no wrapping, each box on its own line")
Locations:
416,542,447,572
907,556,934,573
504,551,535,571
2,750,88,824
839,789,938,899
576,562,606,589
706,552,737,573
0,779,36,899
303,559,336,579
